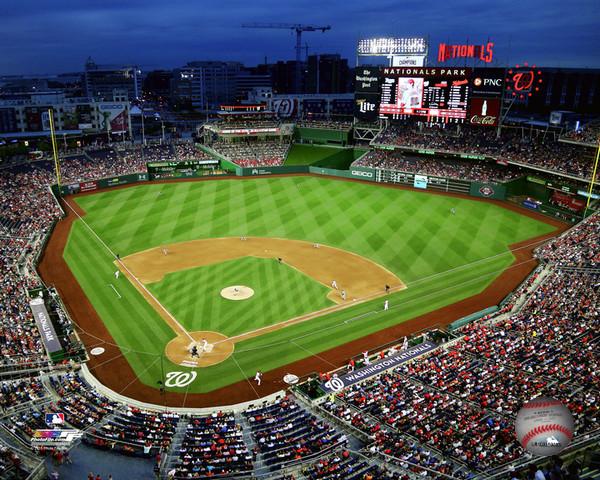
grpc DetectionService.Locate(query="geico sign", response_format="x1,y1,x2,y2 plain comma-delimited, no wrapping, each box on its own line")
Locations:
352,170,373,178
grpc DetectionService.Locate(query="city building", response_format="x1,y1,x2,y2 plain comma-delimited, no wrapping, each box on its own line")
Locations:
0,91,131,136
305,54,351,94
84,57,142,101
171,61,243,110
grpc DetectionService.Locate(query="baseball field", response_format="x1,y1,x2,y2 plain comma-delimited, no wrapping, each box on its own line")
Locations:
50,175,559,402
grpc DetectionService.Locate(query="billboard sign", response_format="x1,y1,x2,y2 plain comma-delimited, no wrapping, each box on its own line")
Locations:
29,298,62,354
320,341,437,393
469,97,501,126
98,103,128,133
355,67,381,93
354,93,380,122
438,42,494,63
471,68,505,97
379,67,471,124
392,55,425,67
414,174,428,189
271,98,298,118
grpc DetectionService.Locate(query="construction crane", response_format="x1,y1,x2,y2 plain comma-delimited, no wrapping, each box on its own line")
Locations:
241,23,331,93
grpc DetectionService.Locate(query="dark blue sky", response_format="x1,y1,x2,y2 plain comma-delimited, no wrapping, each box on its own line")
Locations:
2,0,599,75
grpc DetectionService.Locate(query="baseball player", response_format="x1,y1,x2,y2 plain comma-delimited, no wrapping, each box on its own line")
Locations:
161,247,168,256
384,300,389,311
451,207,456,215
201,338,208,351
385,284,390,294
341,290,346,301
254,371,262,386
190,345,199,358
114,270,119,279
331,280,338,290
402,336,409,350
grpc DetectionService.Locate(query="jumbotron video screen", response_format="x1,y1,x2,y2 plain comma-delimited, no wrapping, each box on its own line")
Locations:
379,67,471,123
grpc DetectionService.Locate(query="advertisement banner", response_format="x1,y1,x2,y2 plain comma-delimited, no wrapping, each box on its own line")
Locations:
471,68,506,97
469,182,506,200
349,167,375,180
271,98,298,118
321,341,437,393
80,181,98,192
30,298,62,354
355,67,381,93
354,93,380,122
391,55,425,67
469,97,501,127
98,103,128,133
62,105,79,130
414,174,428,189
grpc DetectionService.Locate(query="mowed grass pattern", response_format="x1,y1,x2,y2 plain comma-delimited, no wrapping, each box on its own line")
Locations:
147,257,333,336
64,176,557,394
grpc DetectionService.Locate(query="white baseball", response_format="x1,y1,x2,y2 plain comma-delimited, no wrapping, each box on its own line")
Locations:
515,397,574,456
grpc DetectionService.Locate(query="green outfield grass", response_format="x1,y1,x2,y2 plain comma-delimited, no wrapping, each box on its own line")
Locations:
284,144,366,169
63,176,557,394
147,257,333,336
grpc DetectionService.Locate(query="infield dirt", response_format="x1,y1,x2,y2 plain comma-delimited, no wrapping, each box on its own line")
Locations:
37,174,568,408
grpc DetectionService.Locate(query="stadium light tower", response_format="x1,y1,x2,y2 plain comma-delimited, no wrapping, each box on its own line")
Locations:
241,23,331,93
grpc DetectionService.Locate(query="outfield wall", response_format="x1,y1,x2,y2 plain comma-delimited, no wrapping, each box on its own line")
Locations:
294,127,351,146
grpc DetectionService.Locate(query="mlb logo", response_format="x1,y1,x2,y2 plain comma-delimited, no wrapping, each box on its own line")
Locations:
46,413,65,426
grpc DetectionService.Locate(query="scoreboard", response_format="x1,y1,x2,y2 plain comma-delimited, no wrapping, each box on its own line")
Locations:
379,67,471,124
147,159,219,179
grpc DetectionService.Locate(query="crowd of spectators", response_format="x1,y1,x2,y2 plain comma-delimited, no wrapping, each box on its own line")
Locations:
174,143,213,161
0,377,47,411
297,120,353,131
244,397,345,467
212,141,290,167
171,412,252,478
87,407,179,457
562,122,600,145
0,165,62,371
374,126,595,178
323,213,599,475
354,150,524,183
535,213,599,267
58,148,147,184
301,449,404,480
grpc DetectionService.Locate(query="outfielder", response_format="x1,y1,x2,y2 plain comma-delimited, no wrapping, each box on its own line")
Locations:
114,270,119,279
384,300,389,311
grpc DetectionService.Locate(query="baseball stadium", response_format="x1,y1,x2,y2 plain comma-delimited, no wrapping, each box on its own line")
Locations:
0,24,599,480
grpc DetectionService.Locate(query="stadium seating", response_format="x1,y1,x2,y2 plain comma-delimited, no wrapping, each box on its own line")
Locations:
374,125,596,178
0,143,598,479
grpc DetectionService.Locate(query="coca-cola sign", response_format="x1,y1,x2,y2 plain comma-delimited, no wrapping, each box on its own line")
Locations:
468,97,499,127
470,115,497,125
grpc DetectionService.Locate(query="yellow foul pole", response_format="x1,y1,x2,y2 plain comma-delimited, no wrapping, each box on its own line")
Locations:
48,108,61,187
583,138,600,218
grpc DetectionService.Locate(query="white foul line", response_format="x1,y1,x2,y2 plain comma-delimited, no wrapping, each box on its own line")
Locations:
107,284,122,299
64,199,195,344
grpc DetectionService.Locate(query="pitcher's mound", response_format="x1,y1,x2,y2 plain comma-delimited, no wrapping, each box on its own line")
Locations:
220,285,254,300
165,331,234,367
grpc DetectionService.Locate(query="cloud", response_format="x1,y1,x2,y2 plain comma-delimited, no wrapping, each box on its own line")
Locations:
0,0,598,74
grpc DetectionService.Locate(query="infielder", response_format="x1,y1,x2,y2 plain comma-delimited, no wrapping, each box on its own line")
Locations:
331,280,338,290
161,247,168,256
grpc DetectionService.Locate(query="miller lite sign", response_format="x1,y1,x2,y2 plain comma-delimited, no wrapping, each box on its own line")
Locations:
354,93,380,121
